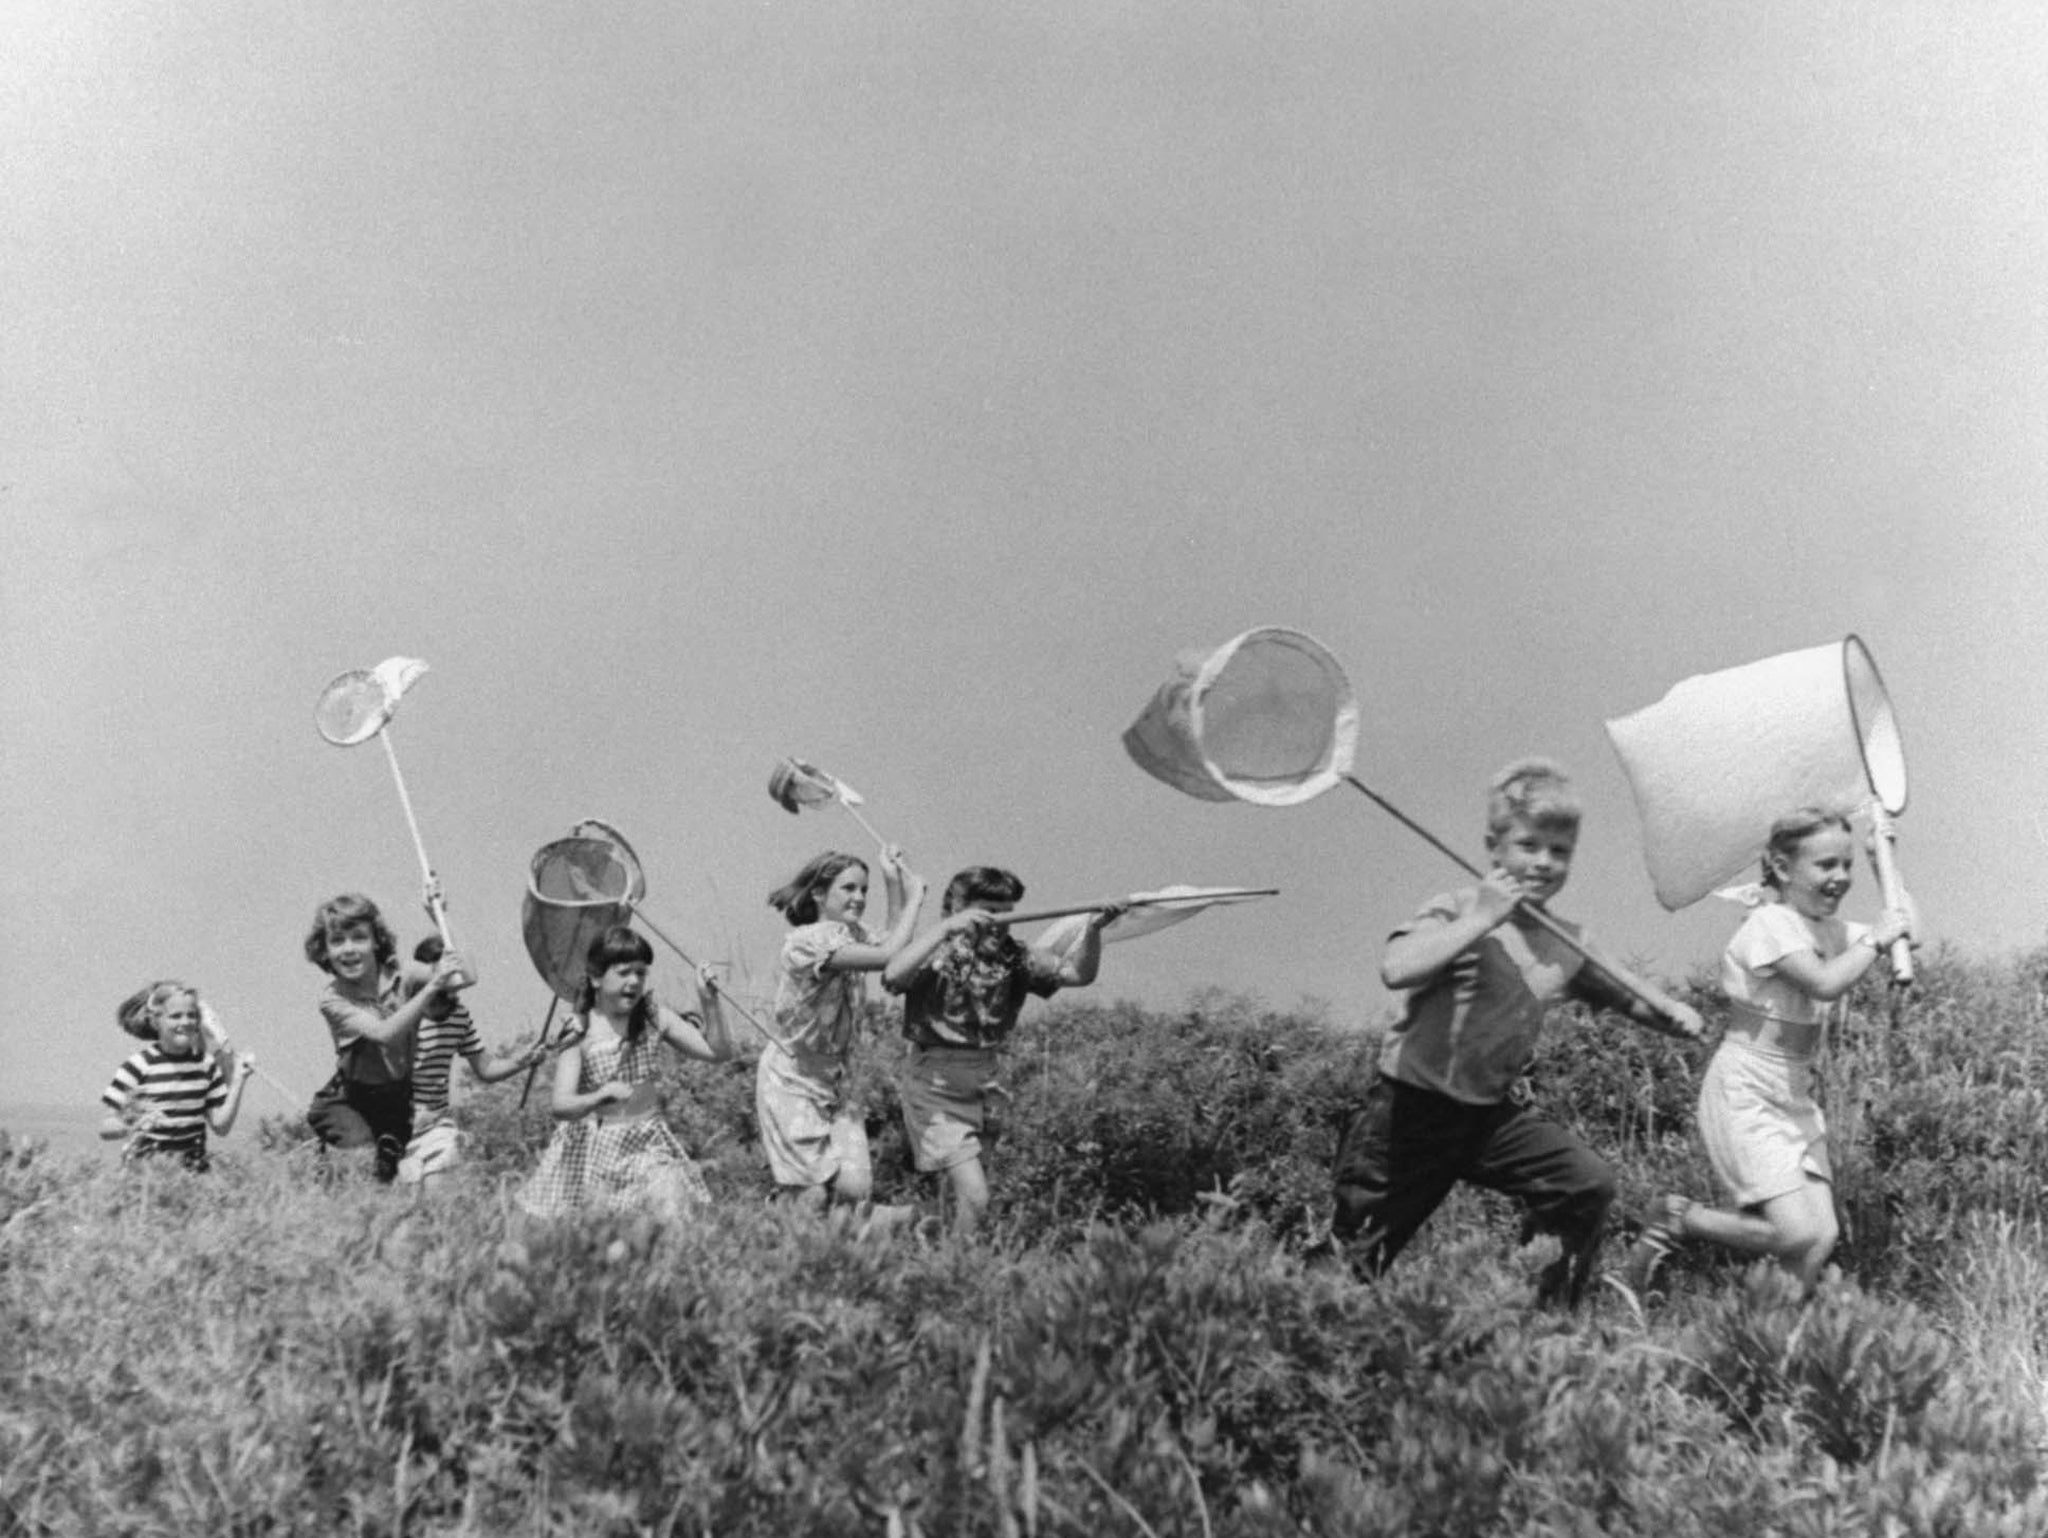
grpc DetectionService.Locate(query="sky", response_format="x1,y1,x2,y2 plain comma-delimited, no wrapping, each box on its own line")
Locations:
4,1,2046,1116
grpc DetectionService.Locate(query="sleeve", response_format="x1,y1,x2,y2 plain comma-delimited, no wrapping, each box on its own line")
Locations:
447,1003,484,1059
319,990,376,1050
1726,904,1817,975
1022,945,1064,999
780,922,860,988
1386,890,1468,943
204,1060,229,1110
101,1054,144,1111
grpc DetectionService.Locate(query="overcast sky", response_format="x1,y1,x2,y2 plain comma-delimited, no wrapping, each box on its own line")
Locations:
5,1,2044,1114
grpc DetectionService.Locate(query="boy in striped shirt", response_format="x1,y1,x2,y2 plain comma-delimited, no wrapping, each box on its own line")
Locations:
100,982,255,1170
397,936,546,1188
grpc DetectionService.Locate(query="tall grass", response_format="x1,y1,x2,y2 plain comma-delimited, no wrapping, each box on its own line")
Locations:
5,943,2048,1534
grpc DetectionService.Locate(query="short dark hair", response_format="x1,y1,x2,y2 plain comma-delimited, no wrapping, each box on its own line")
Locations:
941,866,1025,916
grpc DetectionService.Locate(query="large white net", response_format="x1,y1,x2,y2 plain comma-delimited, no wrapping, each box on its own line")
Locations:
1123,628,1358,806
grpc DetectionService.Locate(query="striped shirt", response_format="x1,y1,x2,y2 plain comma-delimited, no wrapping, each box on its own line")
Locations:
410,1003,484,1126
101,1046,228,1159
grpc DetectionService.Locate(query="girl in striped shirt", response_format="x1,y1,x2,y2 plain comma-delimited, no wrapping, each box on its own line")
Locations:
100,981,256,1170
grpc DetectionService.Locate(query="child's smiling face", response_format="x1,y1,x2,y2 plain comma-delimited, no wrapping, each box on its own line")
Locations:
325,921,379,985
1770,824,1856,921
817,864,870,926
1486,815,1577,905
155,992,203,1057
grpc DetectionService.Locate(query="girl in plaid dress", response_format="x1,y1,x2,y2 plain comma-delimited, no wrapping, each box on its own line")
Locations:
518,926,732,1220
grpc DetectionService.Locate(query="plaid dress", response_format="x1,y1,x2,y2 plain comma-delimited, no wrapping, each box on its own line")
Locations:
517,1026,710,1219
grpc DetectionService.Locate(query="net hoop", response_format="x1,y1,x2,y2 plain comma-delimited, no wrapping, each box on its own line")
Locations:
1606,635,1911,910
1123,627,1359,806
1842,634,1908,815
314,657,429,746
523,833,640,1002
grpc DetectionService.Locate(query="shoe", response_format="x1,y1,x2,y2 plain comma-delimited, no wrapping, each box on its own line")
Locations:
1617,1195,1692,1298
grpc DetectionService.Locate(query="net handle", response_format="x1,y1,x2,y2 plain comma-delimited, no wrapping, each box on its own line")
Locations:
1866,802,1915,987
379,732,468,981
994,887,1282,928
1341,774,1684,1033
519,995,562,1108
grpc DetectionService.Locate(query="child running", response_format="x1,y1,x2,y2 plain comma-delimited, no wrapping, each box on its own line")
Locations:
1327,759,1704,1308
395,935,549,1189
304,892,467,1183
884,866,1120,1236
100,981,256,1170
759,848,926,1212
519,925,732,1220
1620,807,1912,1294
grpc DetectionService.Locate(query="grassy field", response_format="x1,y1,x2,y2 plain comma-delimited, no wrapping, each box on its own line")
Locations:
6,951,2048,1536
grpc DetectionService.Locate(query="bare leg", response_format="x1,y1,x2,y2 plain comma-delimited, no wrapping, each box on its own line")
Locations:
945,1157,990,1236
1682,1177,1839,1287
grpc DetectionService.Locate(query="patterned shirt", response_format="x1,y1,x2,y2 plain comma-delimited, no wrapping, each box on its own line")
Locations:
409,1002,484,1125
101,1046,228,1159
900,929,1062,1052
770,920,875,1058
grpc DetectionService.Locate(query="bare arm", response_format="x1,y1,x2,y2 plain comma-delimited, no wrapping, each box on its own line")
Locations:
1046,904,1122,988
322,956,469,1046
1769,908,1912,1002
1380,876,1520,991
463,1040,549,1085
823,849,929,973
208,1059,256,1135
1568,950,1704,1040
883,910,990,993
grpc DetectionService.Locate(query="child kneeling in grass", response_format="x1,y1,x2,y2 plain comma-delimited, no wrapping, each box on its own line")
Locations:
1327,759,1702,1307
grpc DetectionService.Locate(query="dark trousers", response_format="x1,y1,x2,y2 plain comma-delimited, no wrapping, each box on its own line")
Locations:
307,1075,413,1183
1331,1074,1617,1307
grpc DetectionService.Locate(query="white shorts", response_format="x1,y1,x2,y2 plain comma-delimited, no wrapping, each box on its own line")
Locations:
1697,1038,1830,1209
396,1120,461,1184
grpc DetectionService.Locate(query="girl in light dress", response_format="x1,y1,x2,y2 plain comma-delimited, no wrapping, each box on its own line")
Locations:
519,925,732,1220
757,848,925,1212
1621,807,1912,1292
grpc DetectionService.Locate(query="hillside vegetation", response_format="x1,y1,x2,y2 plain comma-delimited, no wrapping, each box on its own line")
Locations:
6,946,2048,1535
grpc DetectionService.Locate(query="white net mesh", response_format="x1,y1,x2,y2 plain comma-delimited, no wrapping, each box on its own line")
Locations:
524,835,638,1002
1124,628,1358,806
314,671,391,745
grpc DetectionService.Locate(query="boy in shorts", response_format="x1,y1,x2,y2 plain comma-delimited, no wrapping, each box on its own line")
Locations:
884,866,1120,1235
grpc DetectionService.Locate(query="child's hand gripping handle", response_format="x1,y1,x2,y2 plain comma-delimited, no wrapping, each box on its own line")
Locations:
1867,803,1915,987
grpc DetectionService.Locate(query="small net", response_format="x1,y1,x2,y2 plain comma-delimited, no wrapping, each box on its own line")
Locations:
770,757,864,814
314,657,430,746
314,671,391,746
1124,628,1358,806
523,834,638,1002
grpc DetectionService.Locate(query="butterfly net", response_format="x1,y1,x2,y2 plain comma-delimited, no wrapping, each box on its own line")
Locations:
1843,635,1908,815
314,671,392,746
523,834,638,1002
1124,628,1358,806
1606,636,1911,910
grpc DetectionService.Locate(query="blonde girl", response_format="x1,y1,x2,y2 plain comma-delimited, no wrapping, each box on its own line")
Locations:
1622,808,1912,1292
